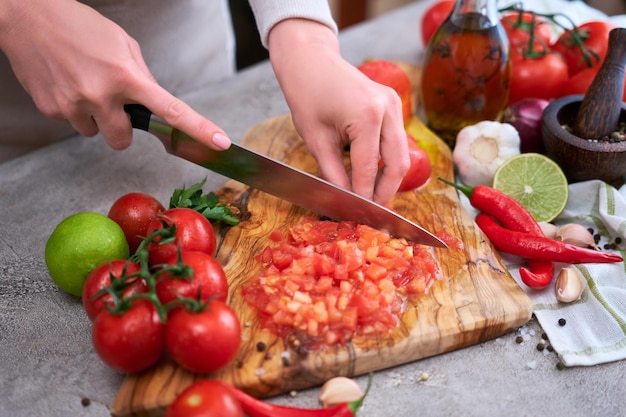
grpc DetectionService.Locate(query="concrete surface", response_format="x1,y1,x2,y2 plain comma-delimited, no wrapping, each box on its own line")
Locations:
2,1,626,416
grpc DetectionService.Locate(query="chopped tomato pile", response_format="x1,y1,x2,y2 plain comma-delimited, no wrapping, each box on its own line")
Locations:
241,218,440,349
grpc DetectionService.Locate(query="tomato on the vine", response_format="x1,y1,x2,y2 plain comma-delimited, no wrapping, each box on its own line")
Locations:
91,299,165,373
398,133,431,192
146,208,217,266
165,380,243,417
108,192,165,254
156,251,229,306
508,51,569,106
420,0,454,46
562,66,626,102
551,20,615,77
165,300,241,374
82,259,146,321
500,11,552,58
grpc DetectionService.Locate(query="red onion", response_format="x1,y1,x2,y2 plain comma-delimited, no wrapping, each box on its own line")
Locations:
503,98,550,154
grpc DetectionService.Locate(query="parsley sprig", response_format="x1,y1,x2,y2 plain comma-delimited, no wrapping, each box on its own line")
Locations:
169,178,240,226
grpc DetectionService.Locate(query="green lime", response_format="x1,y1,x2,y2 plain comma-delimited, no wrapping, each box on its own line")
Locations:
492,153,569,223
45,212,130,297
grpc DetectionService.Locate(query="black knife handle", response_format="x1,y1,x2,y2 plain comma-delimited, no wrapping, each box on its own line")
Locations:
124,104,152,132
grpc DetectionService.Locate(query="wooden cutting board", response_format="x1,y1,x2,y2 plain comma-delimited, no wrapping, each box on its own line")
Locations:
111,77,532,417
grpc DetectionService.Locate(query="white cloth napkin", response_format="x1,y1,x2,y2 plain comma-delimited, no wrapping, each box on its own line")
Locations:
508,181,626,367
459,181,626,366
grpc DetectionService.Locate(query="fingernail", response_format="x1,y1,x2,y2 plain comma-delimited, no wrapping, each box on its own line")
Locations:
212,133,231,150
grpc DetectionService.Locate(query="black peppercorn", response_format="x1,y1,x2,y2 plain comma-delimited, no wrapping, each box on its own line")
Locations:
558,318,566,326
515,335,524,344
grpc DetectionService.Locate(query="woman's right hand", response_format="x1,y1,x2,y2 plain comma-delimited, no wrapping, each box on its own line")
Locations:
0,0,231,151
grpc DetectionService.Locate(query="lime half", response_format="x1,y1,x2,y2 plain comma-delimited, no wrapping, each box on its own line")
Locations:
492,153,569,223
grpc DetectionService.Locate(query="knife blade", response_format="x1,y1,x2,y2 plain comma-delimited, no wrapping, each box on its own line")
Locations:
124,104,446,248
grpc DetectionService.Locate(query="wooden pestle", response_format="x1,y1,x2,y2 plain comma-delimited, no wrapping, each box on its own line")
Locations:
573,28,626,139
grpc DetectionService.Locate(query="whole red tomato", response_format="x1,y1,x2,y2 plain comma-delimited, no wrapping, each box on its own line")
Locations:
165,380,243,417
508,52,569,106
500,11,552,58
108,192,165,254
156,251,229,306
165,300,241,374
551,21,615,77
82,259,146,321
147,208,217,267
92,299,165,373
421,0,454,46
357,59,412,124
398,133,431,192
562,66,626,102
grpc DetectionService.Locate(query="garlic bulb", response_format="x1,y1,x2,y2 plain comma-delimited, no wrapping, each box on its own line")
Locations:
318,377,363,407
555,267,584,303
555,223,597,249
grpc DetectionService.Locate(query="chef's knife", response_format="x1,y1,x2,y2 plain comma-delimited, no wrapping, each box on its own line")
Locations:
124,104,446,248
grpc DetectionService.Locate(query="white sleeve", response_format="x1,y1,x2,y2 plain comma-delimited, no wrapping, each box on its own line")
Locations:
248,0,339,48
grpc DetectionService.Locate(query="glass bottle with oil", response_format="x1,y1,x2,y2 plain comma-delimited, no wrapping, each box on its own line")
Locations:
420,0,511,148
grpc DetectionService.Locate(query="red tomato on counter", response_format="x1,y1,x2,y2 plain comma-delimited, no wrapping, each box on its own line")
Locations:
398,133,431,192
92,299,165,373
421,0,454,46
165,380,243,417
551,20,615,77
165,300,241,374
146,208,217,266
562,66,626,102
82,259,146,321
500,11,552,58
357,59,413,124
155,251,228,306
508,51,569,106
108,192,165,254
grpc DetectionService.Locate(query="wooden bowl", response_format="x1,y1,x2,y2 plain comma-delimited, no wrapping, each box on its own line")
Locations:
542,95,626,188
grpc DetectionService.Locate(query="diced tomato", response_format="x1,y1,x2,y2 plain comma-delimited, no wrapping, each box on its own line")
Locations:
241,218,440,349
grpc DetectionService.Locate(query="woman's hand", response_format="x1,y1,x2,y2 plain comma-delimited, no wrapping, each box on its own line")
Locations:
268,19,410,205
0,0,231,150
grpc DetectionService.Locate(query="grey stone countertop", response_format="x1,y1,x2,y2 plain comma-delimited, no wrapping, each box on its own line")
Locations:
1,1,625,416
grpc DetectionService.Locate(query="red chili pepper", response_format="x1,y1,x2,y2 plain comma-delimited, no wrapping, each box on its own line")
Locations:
519,259,555,289
475,214,623,264
439,177,543,235
216,375,371,417
439,178,555,287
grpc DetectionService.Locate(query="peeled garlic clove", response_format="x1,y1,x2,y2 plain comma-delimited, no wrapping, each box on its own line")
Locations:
555,267,584,303
318,376,363,407
539,222,558,239
555,223,598,249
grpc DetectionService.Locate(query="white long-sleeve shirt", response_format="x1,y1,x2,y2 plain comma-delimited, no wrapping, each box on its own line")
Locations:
0,0,337,162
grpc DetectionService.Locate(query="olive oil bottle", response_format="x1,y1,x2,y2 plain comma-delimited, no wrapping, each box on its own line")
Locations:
421,0,511,148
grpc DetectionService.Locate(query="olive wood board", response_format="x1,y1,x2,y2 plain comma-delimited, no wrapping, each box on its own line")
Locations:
111,86,532,417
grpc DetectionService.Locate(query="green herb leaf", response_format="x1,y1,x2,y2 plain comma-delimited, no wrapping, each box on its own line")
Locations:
169,178,240,226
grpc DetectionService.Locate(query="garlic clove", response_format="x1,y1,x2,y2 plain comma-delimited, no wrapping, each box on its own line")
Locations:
318,376,363,407
538,222,558,239
555,223,598,249
555,267,585,303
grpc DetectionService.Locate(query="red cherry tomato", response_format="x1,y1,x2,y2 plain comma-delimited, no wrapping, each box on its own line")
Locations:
91,299,165,373
398,133,431,192
165,380,243,417
146,208,217,267
156,251,229,306
551,20,615,77
165,300,241,374
82,259,146,321
508,52,569,106
420,0,454,46
108,192,165,254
